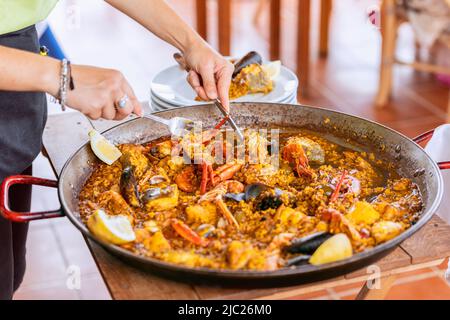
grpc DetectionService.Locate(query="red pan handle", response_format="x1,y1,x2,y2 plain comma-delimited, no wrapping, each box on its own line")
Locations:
0,175,64,222
413,129,450,170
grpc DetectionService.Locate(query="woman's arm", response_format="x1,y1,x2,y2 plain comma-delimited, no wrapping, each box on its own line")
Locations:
105,0,234,109
0,45,59,94
0,45,141,119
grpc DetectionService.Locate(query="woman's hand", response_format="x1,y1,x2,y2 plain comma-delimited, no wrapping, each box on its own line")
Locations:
64,65,142,120
0,46,141,120
182,42,234,110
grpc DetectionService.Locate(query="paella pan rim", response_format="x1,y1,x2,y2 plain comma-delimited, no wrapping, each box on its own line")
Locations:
58,102,444,283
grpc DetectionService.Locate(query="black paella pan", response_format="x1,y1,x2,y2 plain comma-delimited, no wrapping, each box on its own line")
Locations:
1,103,449,287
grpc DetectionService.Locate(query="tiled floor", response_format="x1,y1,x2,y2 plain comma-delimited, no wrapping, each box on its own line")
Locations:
12,0,450,299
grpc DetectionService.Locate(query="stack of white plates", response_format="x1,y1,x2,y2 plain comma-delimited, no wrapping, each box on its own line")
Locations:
150,64,299,112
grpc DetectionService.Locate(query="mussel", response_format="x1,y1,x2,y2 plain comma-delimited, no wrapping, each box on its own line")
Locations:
256,196,283,211
224,182,268,202
284,232,333,255
246,183,270,199
232,51,263,78
285,255,311,267
141,185,174,202
224,183,285,211
148,175,168,185
120,166,141,208
196,224,216,238
141,185,179,211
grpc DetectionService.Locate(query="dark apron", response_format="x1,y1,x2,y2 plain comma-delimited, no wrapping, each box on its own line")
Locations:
0,25,47,181
0,25,47,300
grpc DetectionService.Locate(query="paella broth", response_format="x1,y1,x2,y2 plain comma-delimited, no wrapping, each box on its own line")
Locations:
78,129,422,270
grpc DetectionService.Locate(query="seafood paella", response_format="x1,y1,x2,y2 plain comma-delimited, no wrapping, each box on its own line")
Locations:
196,51,275,101
79,122,423,271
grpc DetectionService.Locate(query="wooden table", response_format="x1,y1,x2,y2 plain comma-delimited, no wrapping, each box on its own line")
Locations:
42,105,450,300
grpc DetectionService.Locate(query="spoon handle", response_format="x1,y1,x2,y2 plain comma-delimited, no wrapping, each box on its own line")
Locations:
142,113,170,126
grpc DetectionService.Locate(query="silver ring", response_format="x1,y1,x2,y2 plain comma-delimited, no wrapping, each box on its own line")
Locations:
117,94,129,109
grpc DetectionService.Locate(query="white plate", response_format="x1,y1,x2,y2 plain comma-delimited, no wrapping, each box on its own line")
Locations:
151,90,297,112
151,94,171,108
150,64,298,106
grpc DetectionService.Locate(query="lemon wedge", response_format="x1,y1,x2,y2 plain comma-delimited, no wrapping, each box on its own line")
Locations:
87,209,135,245
309,234,353,265
262,60,281,80
89,130,122,165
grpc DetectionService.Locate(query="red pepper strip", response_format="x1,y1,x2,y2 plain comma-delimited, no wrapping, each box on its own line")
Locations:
200,162,209,194
214,116,229,130
330,170,348,203
171,219,208,247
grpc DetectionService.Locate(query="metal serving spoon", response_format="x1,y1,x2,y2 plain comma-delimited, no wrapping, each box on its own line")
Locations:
142,113,194,137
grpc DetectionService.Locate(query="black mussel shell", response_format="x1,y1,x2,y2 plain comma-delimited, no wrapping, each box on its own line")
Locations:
142,188,161,202
197,224,216,238
274,188,284,197
141,185,174,203
284,232,333,255
120,166,141,207
366,193,381,203
232,51,263,78
224,193,246,202
256,196,283,211
286,255,312,267
224,183,269,202
149,146,159,157
245,183,269,200
148,175,168,185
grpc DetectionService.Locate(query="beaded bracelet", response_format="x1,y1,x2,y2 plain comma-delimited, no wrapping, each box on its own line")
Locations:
57,59,75,111
59,59,68,111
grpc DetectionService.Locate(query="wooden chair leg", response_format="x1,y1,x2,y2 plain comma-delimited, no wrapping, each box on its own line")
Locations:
253,0,268,27
218,0,231,56
297,0,311,96
269,0,281,61
319,0,332,58
196,0,208,41
355,275,397,300
375,0,397,108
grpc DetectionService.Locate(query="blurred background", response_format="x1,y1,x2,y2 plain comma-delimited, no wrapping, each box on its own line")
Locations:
18,0,450,300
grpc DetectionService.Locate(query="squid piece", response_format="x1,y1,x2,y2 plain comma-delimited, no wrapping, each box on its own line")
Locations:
275,207,307,226
143,231,171,253
185,203,217,225
97,190,135,217
346,201,380,225
226,241,254,270
320,208,361,242
371,221,404,244
142,185,179,212
160,250,218,268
